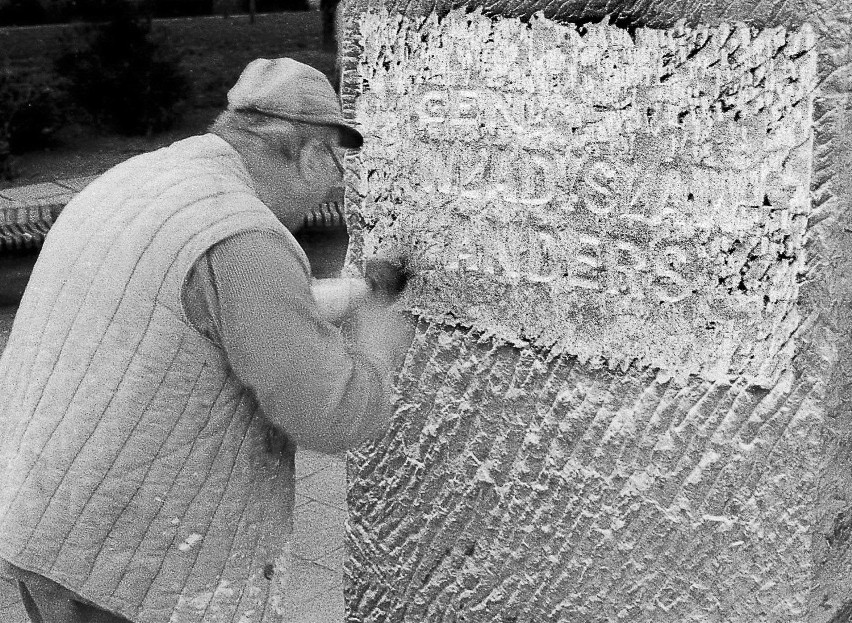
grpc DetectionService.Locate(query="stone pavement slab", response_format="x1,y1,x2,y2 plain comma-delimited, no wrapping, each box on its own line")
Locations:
297,458,346,510
293,501,346,562
296,448,337,480
288,590,345,623
55,175,100,193
314,547,345,575
0,182,70,203
287,557,342,603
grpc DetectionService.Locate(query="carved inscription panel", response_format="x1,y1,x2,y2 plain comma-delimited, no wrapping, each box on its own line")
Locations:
350,10,816,383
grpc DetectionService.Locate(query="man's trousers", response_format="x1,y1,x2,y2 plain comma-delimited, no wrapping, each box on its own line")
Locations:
5,562,132,623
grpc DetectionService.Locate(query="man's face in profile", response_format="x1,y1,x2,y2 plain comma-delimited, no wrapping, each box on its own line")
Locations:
253,125,346,231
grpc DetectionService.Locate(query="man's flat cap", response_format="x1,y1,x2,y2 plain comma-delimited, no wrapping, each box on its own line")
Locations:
228,57,363,149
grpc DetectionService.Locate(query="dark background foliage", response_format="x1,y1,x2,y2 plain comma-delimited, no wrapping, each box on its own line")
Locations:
0,6,331,184
53,5,191,135
0,67,66,176
0,0,308,26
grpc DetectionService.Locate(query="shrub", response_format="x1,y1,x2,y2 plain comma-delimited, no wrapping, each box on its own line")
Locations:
0,0,47,25
54,3,191,136
0,67,66,178
249,0,309,12
151,0,213,17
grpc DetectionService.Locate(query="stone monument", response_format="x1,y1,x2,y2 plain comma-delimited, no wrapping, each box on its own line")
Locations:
339,0,852,620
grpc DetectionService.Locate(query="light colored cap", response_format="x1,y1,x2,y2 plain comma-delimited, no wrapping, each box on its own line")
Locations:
227,57,363,148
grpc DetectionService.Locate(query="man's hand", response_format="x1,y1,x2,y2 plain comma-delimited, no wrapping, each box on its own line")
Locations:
364,256,409,304
356,256,413,369
311,255,411,325
312,277,371,325
342,302,414,444
351,303,414,371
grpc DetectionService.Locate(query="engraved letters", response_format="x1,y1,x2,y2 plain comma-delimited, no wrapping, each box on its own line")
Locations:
354,10,814,381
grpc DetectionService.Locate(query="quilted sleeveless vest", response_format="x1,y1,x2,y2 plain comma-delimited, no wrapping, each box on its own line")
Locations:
0,134,305,623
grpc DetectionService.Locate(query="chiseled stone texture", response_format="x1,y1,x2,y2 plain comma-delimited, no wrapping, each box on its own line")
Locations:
348,12,814,385
339,0,852,621
348,323,822,621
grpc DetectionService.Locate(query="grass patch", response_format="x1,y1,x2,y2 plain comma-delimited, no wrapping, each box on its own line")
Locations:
0,11,335,188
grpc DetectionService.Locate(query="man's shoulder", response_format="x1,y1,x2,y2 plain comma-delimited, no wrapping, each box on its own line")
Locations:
89,133,252,199
53,133,278,255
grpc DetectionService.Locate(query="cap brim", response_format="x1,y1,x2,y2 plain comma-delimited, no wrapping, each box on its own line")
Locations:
337,124,364,149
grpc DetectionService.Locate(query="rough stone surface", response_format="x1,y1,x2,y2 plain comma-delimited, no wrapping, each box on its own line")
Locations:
348,11,815,385
348,323,823,621
339,0,852,621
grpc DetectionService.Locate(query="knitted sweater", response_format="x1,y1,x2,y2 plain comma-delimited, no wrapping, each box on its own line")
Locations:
181,229,391,455
0,134,385,623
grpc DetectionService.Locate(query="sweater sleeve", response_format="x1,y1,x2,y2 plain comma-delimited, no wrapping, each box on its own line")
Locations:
183,229,393,455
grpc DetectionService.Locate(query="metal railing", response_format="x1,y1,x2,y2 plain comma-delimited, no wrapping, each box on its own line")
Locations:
0,205,58,252
0,188,347,254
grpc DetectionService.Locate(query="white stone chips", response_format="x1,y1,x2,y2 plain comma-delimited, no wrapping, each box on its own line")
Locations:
350,10,816,385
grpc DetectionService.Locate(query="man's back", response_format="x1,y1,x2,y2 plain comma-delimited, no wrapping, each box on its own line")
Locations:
0,134,299,623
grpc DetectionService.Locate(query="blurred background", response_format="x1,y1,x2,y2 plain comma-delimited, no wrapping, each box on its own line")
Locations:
0,0,348,341
0,0,339,187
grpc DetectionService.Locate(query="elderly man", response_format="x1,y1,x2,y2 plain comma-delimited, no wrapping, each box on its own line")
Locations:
0,58,411,623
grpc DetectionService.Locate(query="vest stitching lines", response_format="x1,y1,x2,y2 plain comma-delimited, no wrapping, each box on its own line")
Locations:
9,190,234,542
130,373,232,609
